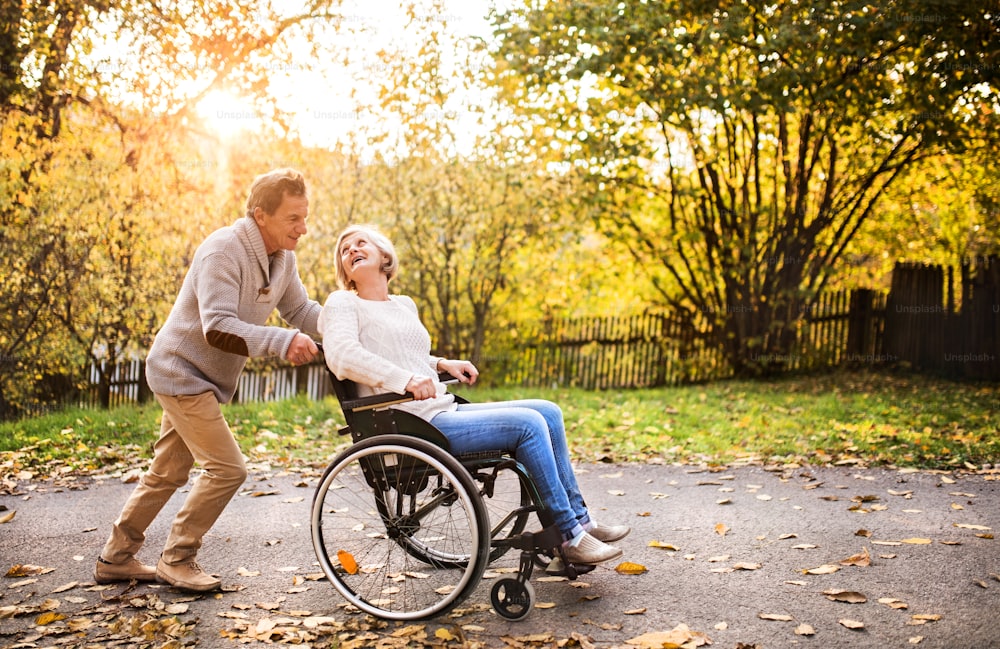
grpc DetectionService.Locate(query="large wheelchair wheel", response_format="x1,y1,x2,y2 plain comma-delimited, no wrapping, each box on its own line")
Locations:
311,435,491,620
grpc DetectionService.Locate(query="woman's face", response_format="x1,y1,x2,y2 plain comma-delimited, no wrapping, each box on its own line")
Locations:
339,231,386,285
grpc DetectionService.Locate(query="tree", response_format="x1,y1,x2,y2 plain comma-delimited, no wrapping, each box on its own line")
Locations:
493,0,1000,375
326,0,580,364
0,1,350,417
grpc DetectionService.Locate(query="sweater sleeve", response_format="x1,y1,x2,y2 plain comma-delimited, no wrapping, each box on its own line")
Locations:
195,250,295,358
320,291,414,395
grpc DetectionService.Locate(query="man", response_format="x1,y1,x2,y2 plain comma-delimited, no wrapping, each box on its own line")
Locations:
94,168,322,592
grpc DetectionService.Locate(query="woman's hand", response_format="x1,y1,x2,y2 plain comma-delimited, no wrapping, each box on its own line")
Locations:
405,375,437,400
438,359,478,385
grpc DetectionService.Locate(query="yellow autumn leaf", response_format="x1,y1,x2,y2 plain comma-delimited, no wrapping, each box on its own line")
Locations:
435,628,455,641
0,510,15,524
615,561,648,575
715,522,729,536
900,538,933,545
337,550,358,575
35,611,65,626
648,540,678,551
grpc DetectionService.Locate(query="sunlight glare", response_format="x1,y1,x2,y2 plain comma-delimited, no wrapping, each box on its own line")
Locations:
195,90,262,139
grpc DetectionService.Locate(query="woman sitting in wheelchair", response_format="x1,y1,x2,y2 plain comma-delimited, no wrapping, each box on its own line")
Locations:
319,224,630,566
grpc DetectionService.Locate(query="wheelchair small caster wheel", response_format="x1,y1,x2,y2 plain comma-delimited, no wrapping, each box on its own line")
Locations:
490,578,535,620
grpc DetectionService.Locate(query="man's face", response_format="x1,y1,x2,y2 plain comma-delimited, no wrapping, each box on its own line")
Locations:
254,192,308,254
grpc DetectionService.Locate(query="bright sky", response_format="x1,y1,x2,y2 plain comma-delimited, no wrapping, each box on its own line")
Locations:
194,0,506,151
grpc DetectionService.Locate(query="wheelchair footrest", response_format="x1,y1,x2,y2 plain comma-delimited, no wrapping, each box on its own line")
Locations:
543,556,597,578
510,524,563,553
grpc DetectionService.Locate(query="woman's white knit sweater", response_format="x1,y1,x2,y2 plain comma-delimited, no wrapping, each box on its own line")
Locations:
319,290,455,422
146,217,321,403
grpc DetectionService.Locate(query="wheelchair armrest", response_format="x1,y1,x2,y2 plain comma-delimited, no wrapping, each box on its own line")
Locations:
342,392,415,412
342,372,465,412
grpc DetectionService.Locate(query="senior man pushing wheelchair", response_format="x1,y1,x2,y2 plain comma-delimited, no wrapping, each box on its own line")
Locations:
94,168,321,592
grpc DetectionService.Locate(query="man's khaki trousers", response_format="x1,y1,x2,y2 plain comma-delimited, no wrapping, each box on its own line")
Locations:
101,391,248,565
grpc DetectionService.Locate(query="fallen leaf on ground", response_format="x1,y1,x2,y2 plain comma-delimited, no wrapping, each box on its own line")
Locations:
900,538,933,545
839,618,865,629
803,564,840,575
824,589,867,603
615,562,648,575
715,523,729,536
35,611,66,626
759,613,794,621
337,549,358,575
840,547,871,567
5,564,54,577
649,541,678,551
879,597,909,610
909,614,942,625
626,623,711,648
0,511,14,524
794,623,816,636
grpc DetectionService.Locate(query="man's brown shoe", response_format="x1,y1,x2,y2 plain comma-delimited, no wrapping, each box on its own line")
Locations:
94,557,157,584
156,558,221,592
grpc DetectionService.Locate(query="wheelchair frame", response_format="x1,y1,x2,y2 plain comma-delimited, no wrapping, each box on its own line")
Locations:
309,351,589,621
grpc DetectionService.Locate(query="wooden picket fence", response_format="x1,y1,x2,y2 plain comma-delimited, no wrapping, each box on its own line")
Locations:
77,259,998,406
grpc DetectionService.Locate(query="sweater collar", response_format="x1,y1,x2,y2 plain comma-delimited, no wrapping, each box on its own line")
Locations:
235,216,287,283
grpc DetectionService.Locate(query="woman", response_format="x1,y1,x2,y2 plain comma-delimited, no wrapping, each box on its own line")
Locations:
319,224,629,566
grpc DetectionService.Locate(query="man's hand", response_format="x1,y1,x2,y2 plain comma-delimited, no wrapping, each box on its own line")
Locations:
287,334,319,365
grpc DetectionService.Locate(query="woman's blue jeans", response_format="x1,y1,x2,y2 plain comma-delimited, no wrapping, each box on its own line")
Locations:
430,399,589,540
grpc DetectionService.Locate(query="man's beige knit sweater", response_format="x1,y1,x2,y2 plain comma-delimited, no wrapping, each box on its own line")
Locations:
146,217,321,403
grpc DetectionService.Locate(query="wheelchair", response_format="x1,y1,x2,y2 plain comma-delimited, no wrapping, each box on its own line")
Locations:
309,350,593,621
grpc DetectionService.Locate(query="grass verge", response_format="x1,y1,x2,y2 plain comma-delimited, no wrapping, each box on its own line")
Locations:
1,370,997,483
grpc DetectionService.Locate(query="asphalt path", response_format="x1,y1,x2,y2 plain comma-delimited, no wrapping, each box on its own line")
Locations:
1,462,997,648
